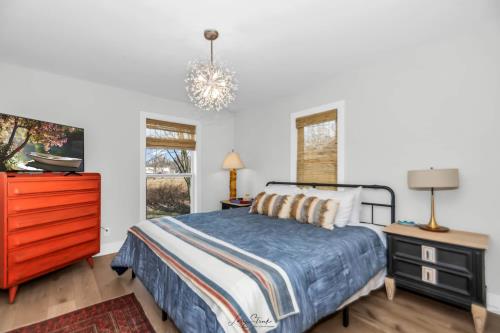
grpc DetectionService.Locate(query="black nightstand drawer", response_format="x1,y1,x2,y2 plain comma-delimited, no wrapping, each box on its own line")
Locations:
393,258,473,297
437,247,471,273
393,259,421,281
392,237,421,260
391,235,473,273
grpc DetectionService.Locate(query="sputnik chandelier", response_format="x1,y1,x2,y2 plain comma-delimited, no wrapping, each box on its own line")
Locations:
185,29,238,112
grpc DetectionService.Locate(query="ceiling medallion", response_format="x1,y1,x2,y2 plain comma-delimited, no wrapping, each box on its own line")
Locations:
185,29,238,112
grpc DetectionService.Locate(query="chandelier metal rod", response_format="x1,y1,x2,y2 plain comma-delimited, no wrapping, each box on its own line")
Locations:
210,40,213,65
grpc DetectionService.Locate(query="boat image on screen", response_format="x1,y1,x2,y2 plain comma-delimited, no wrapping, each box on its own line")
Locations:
29,152,82,168
0,113,84,172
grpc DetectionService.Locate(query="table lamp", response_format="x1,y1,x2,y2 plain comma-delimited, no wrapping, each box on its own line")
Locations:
222,150,244,199
407,168,459,232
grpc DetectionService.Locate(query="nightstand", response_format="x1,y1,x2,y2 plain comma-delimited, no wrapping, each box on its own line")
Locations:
220,199,252,210
384,224,489,333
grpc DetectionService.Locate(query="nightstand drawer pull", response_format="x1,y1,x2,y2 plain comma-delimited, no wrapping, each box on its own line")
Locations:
422,266,437,284
421,245,436,263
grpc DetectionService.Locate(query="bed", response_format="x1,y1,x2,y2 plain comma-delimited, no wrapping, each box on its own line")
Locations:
111,182,395,333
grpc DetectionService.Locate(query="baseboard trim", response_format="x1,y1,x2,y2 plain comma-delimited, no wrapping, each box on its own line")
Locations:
488,292,500,314
97,239,125,256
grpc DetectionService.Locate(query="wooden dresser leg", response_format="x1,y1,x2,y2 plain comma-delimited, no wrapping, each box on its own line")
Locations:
471,304,487,333
86,257,94,268
385,277,396,301
8,286,18,304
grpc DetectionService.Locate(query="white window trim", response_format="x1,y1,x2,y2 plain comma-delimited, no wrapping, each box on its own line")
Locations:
139,111,202,220
290,100,345,184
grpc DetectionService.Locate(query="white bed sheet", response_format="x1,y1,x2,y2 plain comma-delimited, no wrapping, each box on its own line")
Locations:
336,222,388,310
337,268,386,310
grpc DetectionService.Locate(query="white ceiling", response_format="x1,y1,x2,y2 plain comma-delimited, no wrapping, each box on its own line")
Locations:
0,0,498,111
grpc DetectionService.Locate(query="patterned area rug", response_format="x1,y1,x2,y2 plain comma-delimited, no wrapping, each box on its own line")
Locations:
8,293,156,333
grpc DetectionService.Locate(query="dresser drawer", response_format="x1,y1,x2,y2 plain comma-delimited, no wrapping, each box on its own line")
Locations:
391,235,473,274
393,258,473,296
8,229,99,265
8,179,99,197
8,192,99,214
392,237,421,260
7,240,99,285
435,246,472,273
8,217,98,249
393,258,422,281
8,204,99,231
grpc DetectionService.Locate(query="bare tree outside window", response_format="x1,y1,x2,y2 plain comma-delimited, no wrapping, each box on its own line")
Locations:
146,148,192,218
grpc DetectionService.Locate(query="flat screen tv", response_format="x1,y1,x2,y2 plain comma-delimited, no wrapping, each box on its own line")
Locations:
0,113,84,172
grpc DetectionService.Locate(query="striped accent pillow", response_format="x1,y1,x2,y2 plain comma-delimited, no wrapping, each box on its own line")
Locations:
250,192,338,229
306,197,340,230
270,194,294,219
290,194,340,230
290,194,306,220
249,192,266,214
249,192,294,218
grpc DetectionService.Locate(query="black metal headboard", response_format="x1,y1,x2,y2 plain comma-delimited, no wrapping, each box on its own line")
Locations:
265,181,396,226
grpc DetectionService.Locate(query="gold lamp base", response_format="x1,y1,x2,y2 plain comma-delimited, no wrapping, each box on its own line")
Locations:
418,223,449,232
418,188,450,232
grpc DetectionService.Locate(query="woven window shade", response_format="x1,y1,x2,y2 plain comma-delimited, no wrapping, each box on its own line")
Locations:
146,118,196,150
296,110,337,184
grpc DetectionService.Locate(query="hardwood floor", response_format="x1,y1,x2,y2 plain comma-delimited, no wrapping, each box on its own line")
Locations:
1,254,499,333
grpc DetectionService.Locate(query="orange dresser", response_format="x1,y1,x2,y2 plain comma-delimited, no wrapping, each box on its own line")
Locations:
0,172,101,303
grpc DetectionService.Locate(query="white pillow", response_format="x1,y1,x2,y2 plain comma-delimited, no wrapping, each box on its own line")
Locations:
305,188,356,227
264,184,303,196
349,187,363,224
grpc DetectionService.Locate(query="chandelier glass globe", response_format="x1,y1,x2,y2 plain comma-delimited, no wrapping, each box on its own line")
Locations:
185,30,238,112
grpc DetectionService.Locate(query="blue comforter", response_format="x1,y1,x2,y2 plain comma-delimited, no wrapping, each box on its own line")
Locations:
111,208,386,333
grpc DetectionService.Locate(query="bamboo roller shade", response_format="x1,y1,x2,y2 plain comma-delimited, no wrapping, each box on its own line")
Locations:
296,109,337,184
296,109,337,129
146,118,196,150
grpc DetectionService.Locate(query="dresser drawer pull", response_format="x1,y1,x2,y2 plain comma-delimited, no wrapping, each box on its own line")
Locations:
421,245,436,263
422,266,437,284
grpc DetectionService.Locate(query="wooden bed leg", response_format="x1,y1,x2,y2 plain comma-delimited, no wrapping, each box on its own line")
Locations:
131,270,136,280
162,310,169,322
342,306,349,327
9,285,18,304
86,257,94,268
471,304,487,333
385,277,395,301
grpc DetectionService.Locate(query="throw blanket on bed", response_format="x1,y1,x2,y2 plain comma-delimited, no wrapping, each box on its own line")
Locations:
128,217,299,333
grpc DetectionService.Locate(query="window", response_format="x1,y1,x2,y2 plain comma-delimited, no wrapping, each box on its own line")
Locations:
296,109,337,183
145,118,196,218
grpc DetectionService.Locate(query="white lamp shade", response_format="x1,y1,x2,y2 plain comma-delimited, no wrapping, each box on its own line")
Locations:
408,168,459,189
222,151,244,170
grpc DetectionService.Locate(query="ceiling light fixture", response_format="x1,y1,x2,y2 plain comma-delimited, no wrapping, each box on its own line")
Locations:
185,29,237,112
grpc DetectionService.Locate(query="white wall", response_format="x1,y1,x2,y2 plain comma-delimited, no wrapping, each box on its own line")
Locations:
235,21,500,308
0,62,234,249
